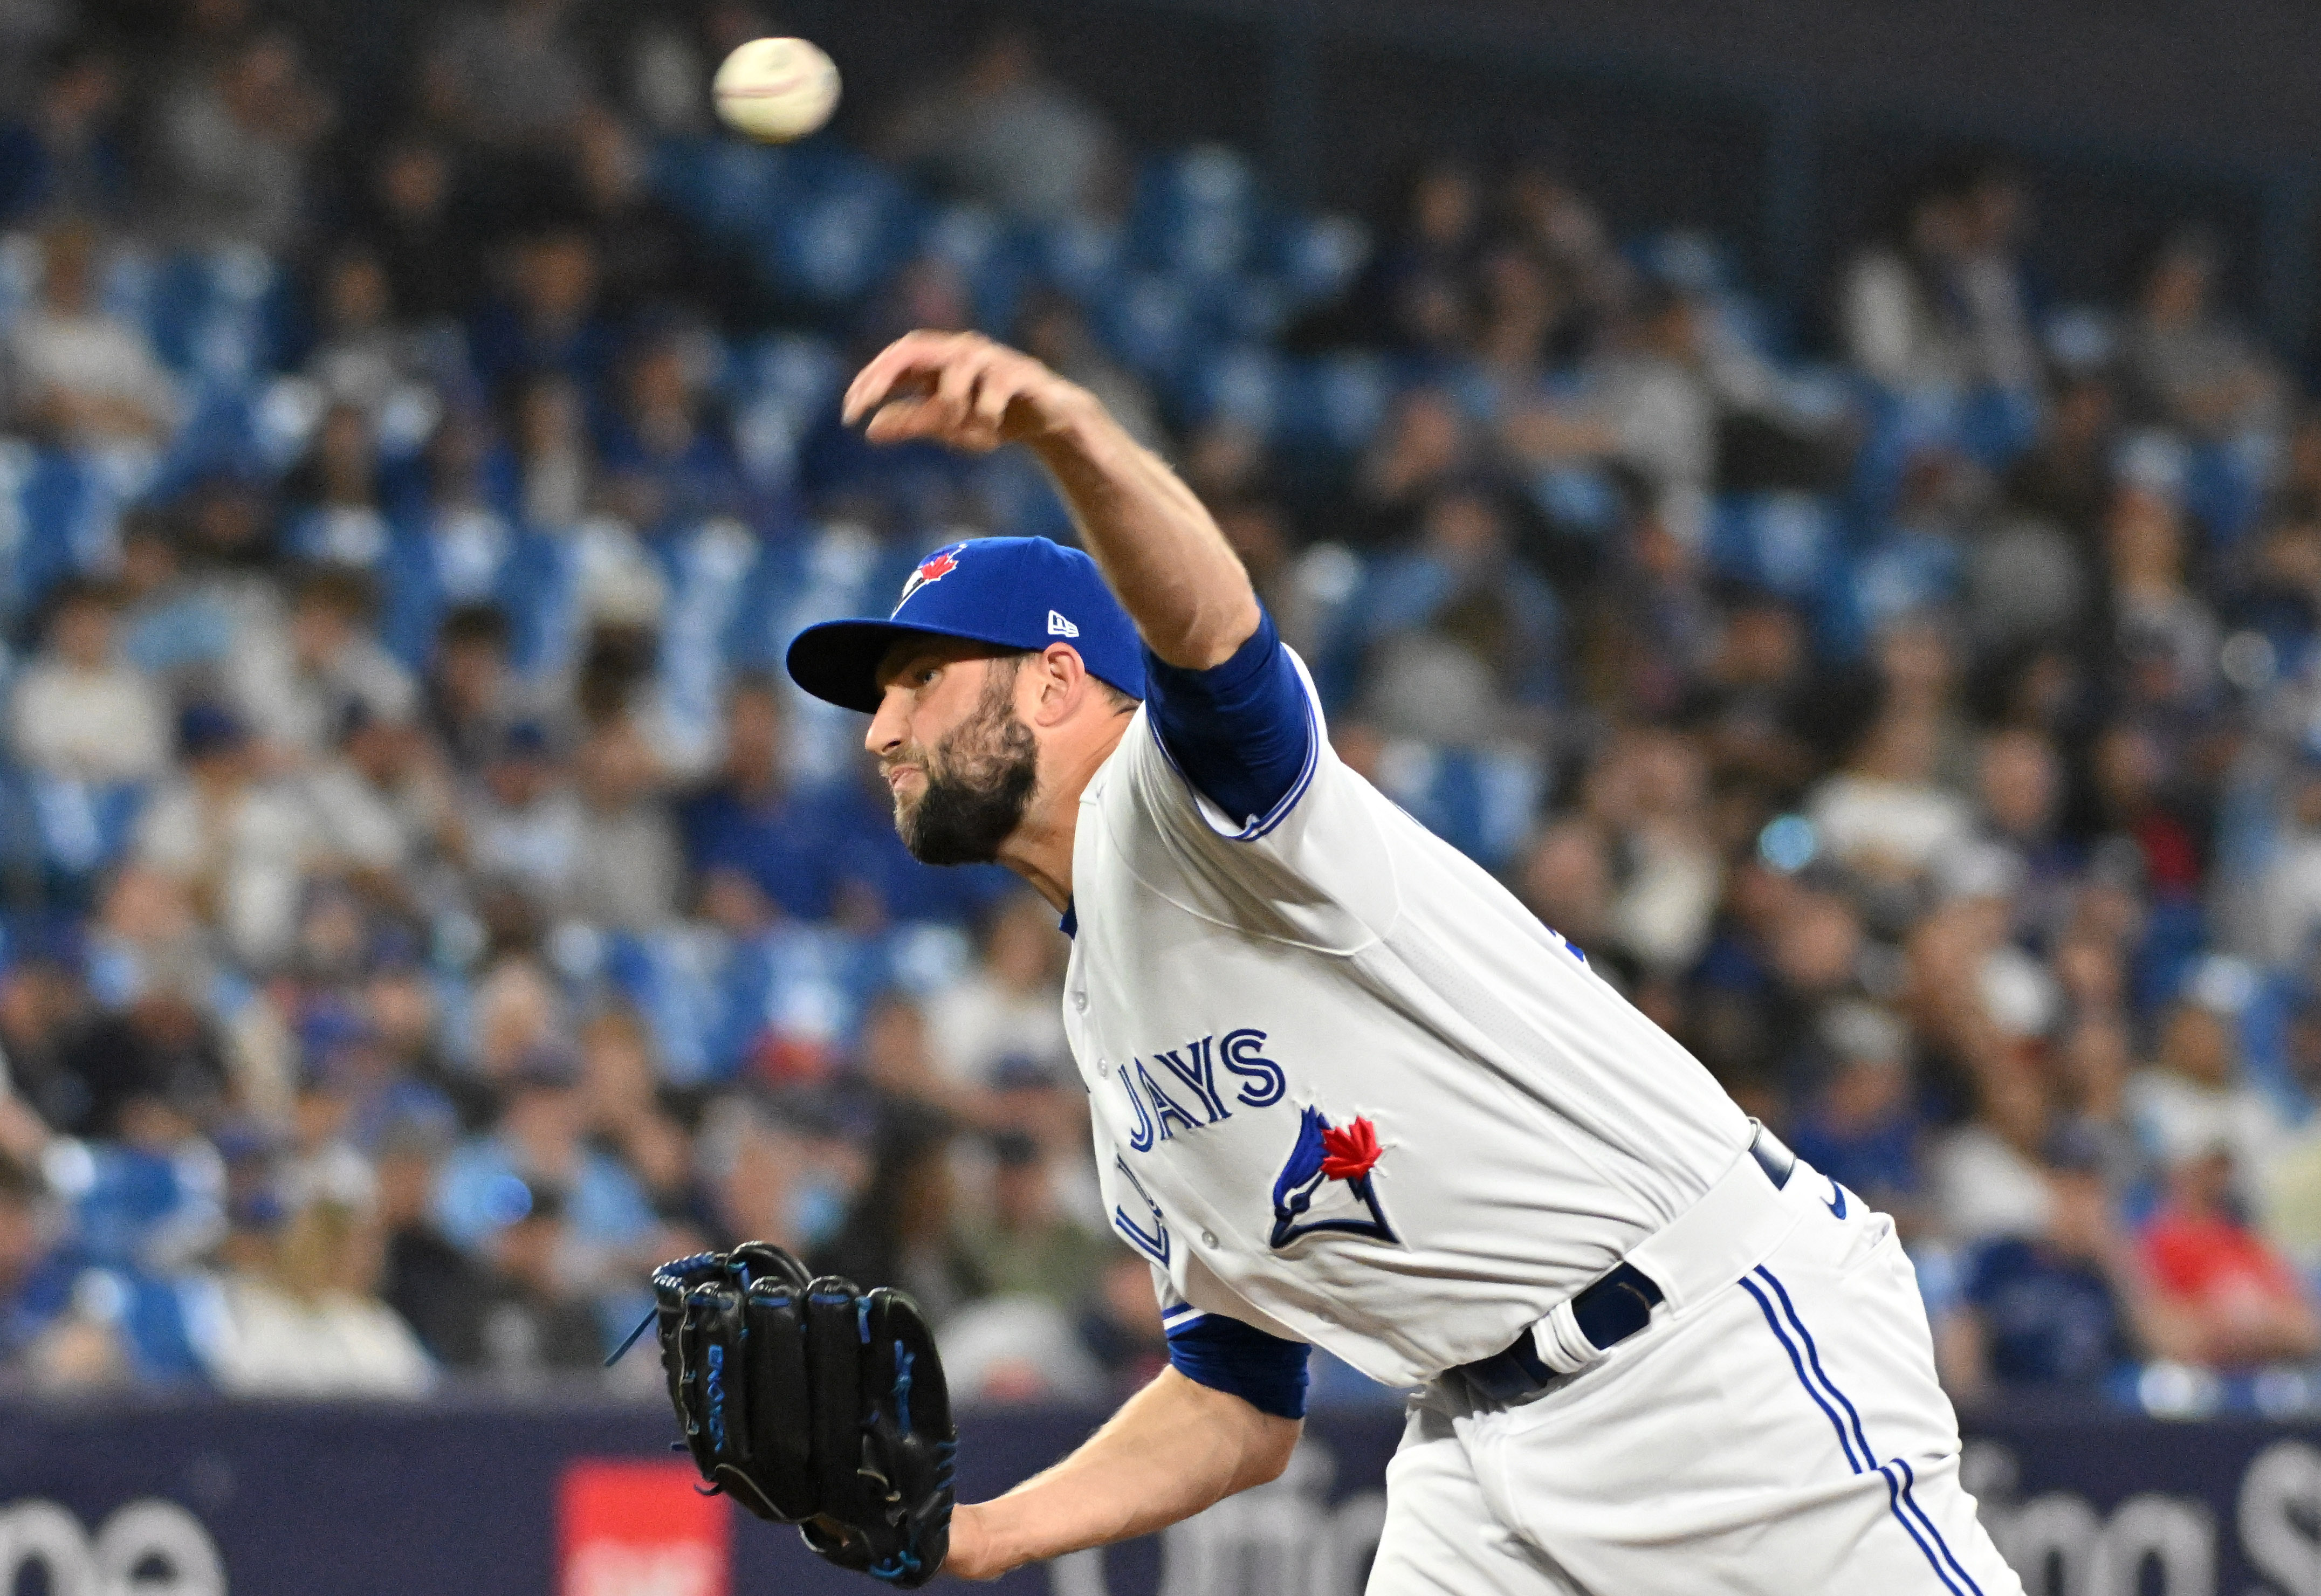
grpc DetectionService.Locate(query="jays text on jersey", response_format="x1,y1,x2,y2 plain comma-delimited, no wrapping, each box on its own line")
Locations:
1068,634,1754,1389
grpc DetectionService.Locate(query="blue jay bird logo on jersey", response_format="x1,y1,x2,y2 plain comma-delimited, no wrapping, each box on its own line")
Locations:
1270,1106,1397,1248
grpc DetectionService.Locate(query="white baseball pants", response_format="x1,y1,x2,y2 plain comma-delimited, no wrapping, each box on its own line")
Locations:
1366,1160,2024,1595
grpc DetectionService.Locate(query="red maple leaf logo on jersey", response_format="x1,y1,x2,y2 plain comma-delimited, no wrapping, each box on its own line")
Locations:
1319,1116,1383,1181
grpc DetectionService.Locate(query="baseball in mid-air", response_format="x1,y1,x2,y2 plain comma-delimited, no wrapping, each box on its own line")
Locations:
713,37,841,143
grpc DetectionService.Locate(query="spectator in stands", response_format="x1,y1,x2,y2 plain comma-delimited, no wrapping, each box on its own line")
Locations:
1951,155,2043,399
1357,160,1483,360
475,1181,608,1378
1345,388,1476,551
567,109,703,321
376,1121,487,1366
4,218,177,447
284,404,391,568
55,950,230,1140
134,705,314,969
10,577,171,784
226,565,417,768
202,1190,435,1395
816,1106,983,1328
1839,171,1974,391
1015,290,1162,450
360,137,477,324
881,24,1118,222
2129,990,2285,1199
1807,708,1974,885
498,375,596,531
153,27,328,254
303,704,459,906
597,326,744,531
565,716,680,930
2141,1137,2321,1368
461,721,580,921
925,893,1070,1091
1075,1252,1172,1400
955,1130,1111,1310
433,1048,654,1284
0,43,125,224
1587,280,1721,530
1932,1060,2056,1246
468,229,610,394
1941,1127,2163,1401
2120,230,2285,440
424,603,518,774
679,675,841,932
0,1155,67,1371
304,251,435,424
1787,1000,1926,1230
422,0,593,153
575,1008,693,1221
1341,487,1561,738
1585,726,1723,978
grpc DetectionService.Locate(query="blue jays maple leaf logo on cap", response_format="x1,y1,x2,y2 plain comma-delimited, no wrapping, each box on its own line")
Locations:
891,542,967,615
1270,1106,1397,1249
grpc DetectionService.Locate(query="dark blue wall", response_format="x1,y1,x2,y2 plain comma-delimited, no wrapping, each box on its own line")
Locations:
0,1395,2313,1595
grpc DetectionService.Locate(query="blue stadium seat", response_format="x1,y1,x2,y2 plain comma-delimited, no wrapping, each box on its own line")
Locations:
28,775,145,902
1269,212,1371,311
1369,740,1546,874
604,924,740,1088
1707,491,1841,603
1276,352,1396,457
1183,345,1286,438
1130,145,1262,281
1096,272,1198,381
1034,213,1127,307
766,161,920,307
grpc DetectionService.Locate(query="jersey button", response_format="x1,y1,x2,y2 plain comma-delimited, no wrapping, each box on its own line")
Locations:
1200,1230,1218,1248
1072,989,1089,1011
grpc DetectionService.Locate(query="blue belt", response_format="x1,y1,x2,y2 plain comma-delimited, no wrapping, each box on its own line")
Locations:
1453,1126,1796,1404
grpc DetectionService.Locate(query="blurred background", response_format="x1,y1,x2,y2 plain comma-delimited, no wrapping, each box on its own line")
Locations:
3,0,2321,1591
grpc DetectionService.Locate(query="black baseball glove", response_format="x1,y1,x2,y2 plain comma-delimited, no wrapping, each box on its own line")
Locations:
634,1242,956,1586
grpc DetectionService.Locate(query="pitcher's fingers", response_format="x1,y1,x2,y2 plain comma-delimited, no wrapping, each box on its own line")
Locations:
843,332,959,424
862,396,940,444
928,347,998,434
969,364,1017,436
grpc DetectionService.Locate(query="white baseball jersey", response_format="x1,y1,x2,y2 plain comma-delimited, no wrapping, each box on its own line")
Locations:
1066,650,1753,1387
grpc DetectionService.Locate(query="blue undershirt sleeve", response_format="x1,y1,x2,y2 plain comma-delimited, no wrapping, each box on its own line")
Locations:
1164,1312,1311,1420
1141,609,1316,837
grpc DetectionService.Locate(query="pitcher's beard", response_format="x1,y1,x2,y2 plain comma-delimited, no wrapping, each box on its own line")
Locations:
892,693,1039,866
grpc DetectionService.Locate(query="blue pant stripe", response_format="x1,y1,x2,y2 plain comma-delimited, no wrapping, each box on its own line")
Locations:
1736,1273,1861,1473
1895,1457,1986,1596
1757,1268,1878,1474
1878,1464,1969,1596
1752,1267,1987,1596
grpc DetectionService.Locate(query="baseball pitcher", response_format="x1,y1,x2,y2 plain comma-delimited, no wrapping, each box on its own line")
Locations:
645,331,2024,1595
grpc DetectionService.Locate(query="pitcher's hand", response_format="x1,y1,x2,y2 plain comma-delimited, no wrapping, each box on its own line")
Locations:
842,331,1094,453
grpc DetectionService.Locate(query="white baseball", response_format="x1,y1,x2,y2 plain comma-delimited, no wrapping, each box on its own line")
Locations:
713,37,841,144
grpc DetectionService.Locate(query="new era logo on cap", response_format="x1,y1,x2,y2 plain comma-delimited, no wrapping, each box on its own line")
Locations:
1047,610,1080,637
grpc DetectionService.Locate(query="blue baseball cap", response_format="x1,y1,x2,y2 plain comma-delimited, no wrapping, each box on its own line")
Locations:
785,536,1146,714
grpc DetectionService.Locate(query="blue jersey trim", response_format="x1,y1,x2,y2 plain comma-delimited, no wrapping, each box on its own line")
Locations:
1143,611,1319,840
1165,1312,1310,1420
1743,1266,1984,1595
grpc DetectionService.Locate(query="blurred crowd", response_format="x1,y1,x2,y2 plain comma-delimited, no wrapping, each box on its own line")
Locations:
4,0,2321,1417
